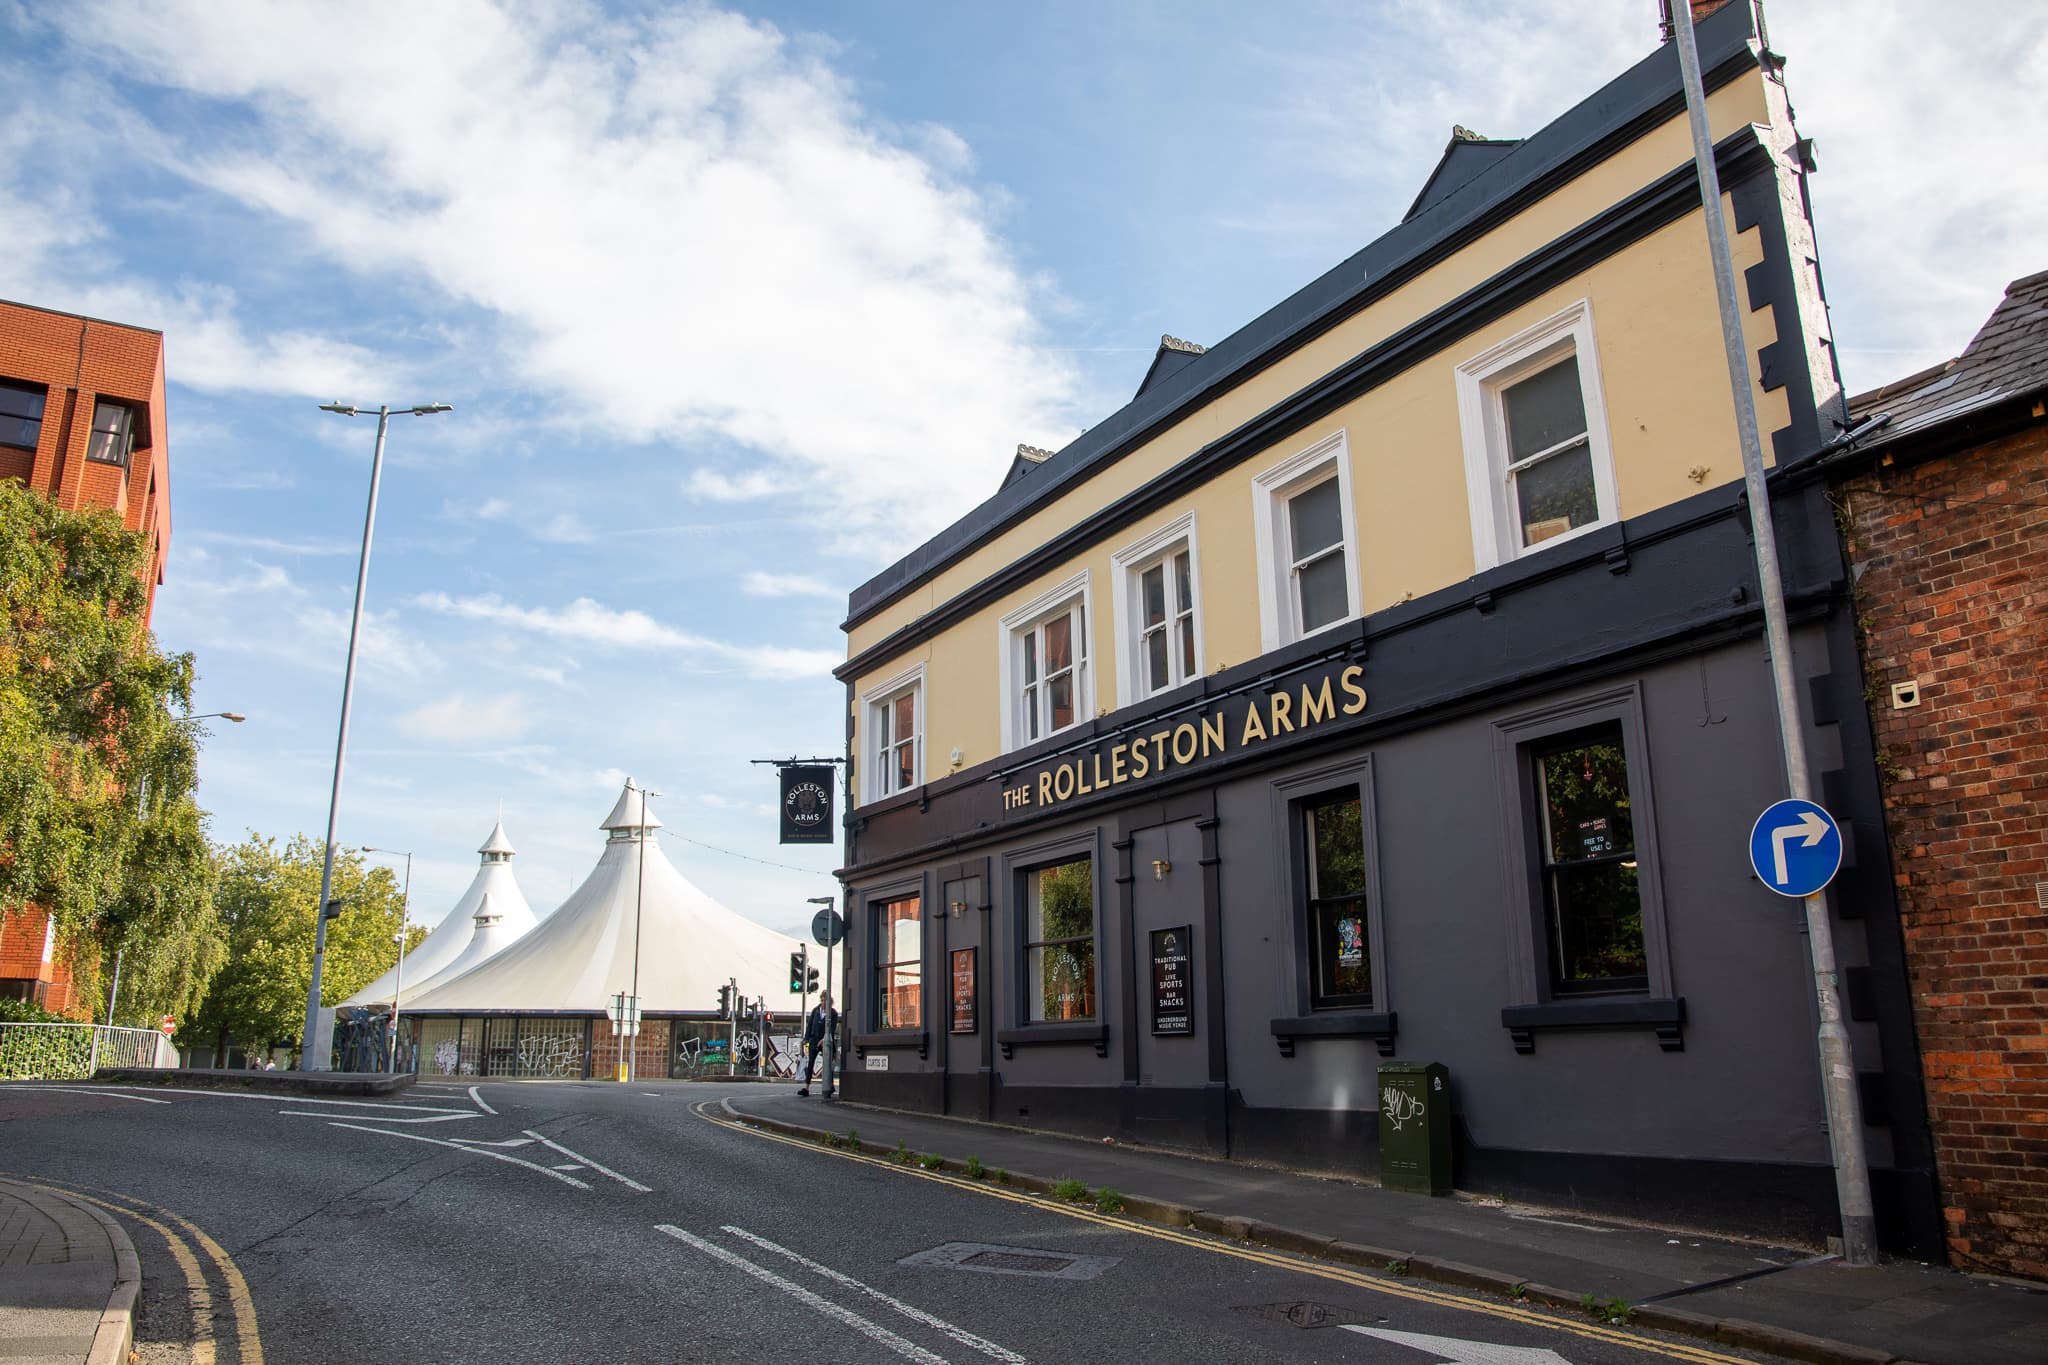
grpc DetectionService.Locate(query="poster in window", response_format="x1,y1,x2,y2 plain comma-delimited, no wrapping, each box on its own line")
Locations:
1576,816,1613,857
1151,926,1193,1036
1336,916,1364,969
950,948,977,1034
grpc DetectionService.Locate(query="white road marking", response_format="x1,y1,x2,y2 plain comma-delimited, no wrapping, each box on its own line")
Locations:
656,1225,951,1365
722,1225,1026,1364
553,1164,584,1172
468,1085,496,1115
1341,1326,1571,1365
522,1129,651,1192
82,1087,467,1115
327,1122,591,1189
17,1086,171,1104
279,1110,477,1124
447,1136,536,1149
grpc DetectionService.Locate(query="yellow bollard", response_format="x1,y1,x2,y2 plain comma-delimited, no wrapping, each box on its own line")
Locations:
616,1062,628,1082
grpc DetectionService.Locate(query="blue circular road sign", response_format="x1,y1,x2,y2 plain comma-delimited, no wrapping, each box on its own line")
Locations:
1747,798,1843,898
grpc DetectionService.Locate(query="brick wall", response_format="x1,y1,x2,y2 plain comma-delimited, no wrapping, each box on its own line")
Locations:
1837,416,2048,1280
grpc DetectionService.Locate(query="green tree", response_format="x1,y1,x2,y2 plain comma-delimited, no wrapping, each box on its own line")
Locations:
191,834,408,1061
0,480,222,1020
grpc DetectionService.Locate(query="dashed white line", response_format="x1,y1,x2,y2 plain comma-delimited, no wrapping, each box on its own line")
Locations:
280,1110,477,1124
721,1225,1026,1363
327,1122,590,1189
656,1225,950,1365
468,1085,496,1115
523,1129,651,1192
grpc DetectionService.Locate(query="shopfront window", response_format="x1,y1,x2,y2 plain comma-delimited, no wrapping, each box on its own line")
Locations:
1024,857,1095,1022
1533,724,1646,994
873,895,923,1029
1304,791,1372,1008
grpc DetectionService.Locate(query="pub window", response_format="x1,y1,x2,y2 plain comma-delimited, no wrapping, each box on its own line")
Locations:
1455,299,1619,572
861,663,924,803
1302,790,1372,1009
1532,723,1647,994
872,894,923,1029
1252,430,1358,652
0,380,46,451
1024,857,1095,1022
1111,513,1203,706
997,571,1094,753
87,400,135,468
1490,683,1672,1009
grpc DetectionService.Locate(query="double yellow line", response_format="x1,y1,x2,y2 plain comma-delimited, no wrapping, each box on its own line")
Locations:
33,1181,263,1365
700,1105,1753,1365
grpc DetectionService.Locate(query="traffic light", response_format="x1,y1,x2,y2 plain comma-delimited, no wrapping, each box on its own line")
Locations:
715,984,732,1019
805,965,819,993
788,951,805,993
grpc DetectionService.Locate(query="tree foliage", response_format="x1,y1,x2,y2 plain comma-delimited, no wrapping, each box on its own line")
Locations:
0,481,222,1020
191,834,408,1056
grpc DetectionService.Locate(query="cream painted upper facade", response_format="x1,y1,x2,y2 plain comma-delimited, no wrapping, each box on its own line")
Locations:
846,52,1832,807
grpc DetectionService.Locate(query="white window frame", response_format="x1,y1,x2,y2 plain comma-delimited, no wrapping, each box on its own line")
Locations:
1110,511,1204,707
996,570,1094,753
860,662,925,803
1455,299,1620,573
1251,429,1359,654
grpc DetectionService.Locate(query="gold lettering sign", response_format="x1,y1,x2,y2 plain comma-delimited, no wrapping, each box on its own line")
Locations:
1007,663,1368,816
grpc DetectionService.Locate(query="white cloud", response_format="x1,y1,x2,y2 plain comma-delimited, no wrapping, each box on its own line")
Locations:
395,691,535,745
60,0,1084,537
408,590,839,679
740,571,842,601
187,531,357,556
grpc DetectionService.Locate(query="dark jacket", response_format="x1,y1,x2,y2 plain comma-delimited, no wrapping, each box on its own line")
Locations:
802,1005,839,1045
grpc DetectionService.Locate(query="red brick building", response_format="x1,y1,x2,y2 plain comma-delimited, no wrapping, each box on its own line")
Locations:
0,299,173,1013
1820,271,2048,1280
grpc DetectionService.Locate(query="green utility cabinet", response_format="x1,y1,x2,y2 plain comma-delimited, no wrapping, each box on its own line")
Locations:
1377,1061,1451,1195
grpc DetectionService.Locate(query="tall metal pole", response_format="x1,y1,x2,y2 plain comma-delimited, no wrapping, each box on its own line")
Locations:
1670,6,1876,1265
628,783,656,1084
390,852,411,1073
301,402,449,1070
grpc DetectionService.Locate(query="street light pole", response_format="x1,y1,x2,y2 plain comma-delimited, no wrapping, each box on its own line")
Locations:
362,847,412,1073
807,895,837,1100
301,401,450,1071
1668,9,1875,1264
626,782,660,1084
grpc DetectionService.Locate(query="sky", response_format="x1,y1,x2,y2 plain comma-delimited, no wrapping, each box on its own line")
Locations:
2,1,2042,933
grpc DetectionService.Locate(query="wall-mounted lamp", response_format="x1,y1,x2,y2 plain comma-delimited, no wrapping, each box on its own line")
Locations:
949,900,968,918
1151,859,1171,881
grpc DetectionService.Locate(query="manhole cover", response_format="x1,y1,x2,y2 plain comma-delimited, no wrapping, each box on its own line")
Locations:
899,1242,1119,1281
1233,1302,1375,1330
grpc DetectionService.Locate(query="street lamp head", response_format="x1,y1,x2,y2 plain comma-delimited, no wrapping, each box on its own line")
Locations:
318,402,360,416
409,403,452,416
806,895,834,907
219,712,246,723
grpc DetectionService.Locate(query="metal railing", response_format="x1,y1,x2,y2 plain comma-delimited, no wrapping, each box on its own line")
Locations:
0,1022,172,1080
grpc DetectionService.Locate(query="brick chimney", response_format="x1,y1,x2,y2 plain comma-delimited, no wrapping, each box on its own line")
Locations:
1659,0,1737,42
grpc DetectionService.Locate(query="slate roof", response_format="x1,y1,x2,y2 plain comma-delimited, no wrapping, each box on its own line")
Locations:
846,1,1763,629
1846,269,2048,443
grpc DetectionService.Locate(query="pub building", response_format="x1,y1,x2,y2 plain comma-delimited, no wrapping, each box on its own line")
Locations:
831,3,1940,1257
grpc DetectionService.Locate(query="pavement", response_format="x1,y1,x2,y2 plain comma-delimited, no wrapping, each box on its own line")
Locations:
726,1089,2048,1365
0,1177,137,1365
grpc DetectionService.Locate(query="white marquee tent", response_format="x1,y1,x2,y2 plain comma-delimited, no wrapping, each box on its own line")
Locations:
403,783,807,1017
341,820,539,1008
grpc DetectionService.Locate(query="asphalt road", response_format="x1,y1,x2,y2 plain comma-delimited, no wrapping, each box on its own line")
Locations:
0,1079,1799,1365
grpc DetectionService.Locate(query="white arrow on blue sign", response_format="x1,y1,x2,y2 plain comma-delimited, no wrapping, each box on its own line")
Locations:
1748,798,1843,898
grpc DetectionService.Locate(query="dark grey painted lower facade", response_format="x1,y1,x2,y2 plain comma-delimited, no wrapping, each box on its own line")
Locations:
837,484,1941,1258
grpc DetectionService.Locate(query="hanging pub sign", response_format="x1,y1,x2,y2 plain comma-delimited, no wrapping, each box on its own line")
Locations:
1151,926,1193,1036
779,765,836,844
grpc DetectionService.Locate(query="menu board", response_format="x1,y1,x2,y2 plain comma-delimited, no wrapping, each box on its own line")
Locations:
1151,926,1192,1036
950,947,977,1034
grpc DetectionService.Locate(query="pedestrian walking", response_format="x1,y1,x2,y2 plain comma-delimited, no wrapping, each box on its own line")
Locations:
796,991,838,1098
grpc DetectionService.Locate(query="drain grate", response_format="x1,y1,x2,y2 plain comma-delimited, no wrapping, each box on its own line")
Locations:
1233,1301,1369,1330
899,1242,1119,1281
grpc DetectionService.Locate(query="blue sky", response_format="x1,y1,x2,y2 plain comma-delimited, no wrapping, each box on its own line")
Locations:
2,1,2042,929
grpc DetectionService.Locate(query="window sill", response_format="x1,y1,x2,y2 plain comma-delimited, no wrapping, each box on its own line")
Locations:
1500,996,1684,1054
996,1022,1108,1060
850,1029,928,1061
1270,1010,1398,1058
